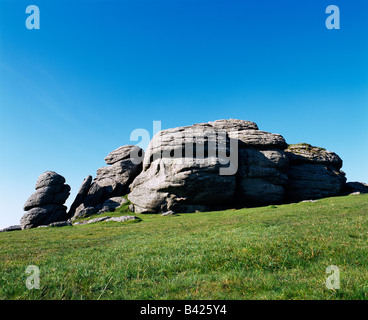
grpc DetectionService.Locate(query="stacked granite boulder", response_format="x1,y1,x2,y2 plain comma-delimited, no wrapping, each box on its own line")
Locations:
21,171,70,229
210,119,289,206
128,123,236,213
285,144,346,201
70,145,143,219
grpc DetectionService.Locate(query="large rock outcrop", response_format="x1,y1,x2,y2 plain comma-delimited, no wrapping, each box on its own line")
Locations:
128,119,349,213
21,171,70,229
18,119,352,227
285,144,346,201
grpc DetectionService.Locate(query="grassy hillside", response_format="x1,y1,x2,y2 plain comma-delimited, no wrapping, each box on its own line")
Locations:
1,194,368,300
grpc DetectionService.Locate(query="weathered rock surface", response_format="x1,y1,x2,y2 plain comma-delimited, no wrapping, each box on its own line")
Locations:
73,216,111,225
237,148,289,205
344,181,368,194
21,172,70,229
21,204,69,230
161,210,177,216
96,197,128,214
286,144,343,168
68,175,92,218
285,144,346,202
69,145,143,220
38,220,72,228
208,119,259,131
128,123,236,213
24,178,70,211
35,171,66,190
105,216,139,222
128,119,350,212
233,130,287,150
72,197,128,220
105,145,144,165
224,120,289,206
72,204,97,220
80,146,143,210
73,215,139,225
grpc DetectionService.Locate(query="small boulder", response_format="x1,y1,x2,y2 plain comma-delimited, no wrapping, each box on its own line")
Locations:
96,197,128,214
72,204,98,220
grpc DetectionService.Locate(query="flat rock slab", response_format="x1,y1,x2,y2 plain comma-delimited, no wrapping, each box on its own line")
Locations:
161,211,177,216
37,221,72,228
105,216,140,223
74,215,140,225
73,216,111,225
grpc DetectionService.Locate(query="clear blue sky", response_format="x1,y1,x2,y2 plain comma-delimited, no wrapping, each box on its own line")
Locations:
0,0,367,228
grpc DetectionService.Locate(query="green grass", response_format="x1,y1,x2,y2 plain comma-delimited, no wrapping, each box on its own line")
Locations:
1,194,368,300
